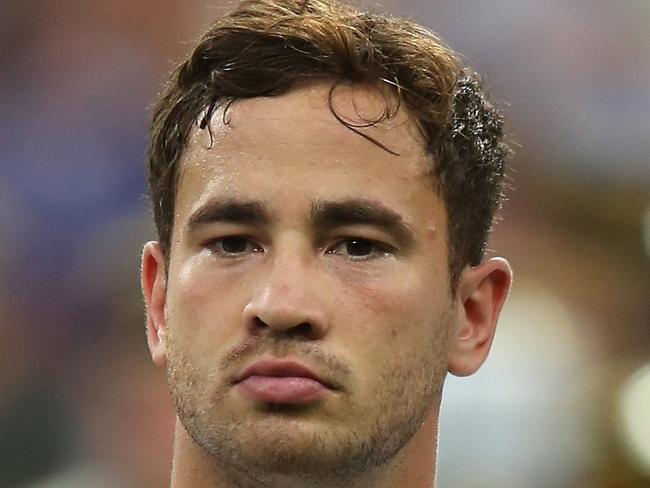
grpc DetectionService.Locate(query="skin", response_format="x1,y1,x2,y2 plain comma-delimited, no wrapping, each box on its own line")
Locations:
142,81,512,488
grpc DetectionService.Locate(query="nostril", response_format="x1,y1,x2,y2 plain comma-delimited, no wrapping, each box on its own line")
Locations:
252,318,315,338
252,316,269,332
243,297,328,340
288,322,313,338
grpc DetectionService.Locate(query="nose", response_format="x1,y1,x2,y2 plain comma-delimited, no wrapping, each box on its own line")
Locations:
242,250,330,340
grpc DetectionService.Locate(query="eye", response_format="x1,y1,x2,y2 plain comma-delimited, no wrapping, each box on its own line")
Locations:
205,236,263,257
327,238,391,260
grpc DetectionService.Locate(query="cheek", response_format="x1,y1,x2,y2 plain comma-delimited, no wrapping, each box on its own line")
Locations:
335,267,454,410
336,262,450,356
165,256,248,348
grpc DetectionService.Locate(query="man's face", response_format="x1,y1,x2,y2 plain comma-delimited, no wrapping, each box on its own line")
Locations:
156,82,459,481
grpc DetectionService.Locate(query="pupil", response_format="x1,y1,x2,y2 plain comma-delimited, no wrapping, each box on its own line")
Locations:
346,240,372,256
222,237,248,253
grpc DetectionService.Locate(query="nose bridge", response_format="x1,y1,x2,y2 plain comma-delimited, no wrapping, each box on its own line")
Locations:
266,244,312,304
243,235,328,337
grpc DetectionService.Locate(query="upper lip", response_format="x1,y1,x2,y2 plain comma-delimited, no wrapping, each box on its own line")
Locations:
233,358,334,388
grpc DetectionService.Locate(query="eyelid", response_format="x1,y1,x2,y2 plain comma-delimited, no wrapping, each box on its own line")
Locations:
203,235,264,256
325,237,394,260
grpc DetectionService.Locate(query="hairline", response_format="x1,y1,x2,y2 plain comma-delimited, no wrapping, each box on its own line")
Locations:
161,83,459,295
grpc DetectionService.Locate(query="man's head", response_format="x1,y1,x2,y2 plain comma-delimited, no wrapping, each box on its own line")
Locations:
147,0,508,289
142,1,511,486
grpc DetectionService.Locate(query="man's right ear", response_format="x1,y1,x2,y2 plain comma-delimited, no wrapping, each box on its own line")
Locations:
141,241,168,367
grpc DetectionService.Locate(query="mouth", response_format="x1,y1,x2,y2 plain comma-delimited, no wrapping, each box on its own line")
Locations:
233,358,336,405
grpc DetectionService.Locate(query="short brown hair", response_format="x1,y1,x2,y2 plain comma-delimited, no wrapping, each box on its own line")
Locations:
147,0,509,287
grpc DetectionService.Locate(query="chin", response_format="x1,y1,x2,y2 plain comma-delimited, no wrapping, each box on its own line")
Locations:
186,408,356,469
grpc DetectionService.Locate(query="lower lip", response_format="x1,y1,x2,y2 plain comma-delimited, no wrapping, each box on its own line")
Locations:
236,375,330,404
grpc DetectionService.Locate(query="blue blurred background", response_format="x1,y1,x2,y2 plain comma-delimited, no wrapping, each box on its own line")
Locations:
1,1,649,486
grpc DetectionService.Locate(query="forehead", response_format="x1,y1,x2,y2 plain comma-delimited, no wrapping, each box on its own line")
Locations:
175,81,443,227
197,80,427,151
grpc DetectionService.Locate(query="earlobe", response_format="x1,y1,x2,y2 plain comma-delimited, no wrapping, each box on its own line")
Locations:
141,241,169,367
448,257,512,377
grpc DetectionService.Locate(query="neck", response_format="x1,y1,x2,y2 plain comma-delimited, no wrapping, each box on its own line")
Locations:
170,407,439,488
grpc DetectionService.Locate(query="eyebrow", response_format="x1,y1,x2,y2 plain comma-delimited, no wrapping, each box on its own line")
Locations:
311,198,416,248
185,198,270,233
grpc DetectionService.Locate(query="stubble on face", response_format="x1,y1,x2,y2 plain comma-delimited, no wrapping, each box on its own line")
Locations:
164,307,455,488
161,81,456,487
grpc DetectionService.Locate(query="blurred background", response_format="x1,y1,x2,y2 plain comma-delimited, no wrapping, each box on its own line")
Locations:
1,0,648,486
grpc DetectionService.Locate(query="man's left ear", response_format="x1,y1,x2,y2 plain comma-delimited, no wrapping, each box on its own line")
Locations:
448,257,512,377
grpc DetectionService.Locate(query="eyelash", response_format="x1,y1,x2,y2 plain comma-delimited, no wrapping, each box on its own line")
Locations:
203,236,393,260
204,236,263,257
325,237,393,260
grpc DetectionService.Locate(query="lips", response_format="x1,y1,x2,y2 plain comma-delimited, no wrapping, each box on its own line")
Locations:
233,358,334,404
